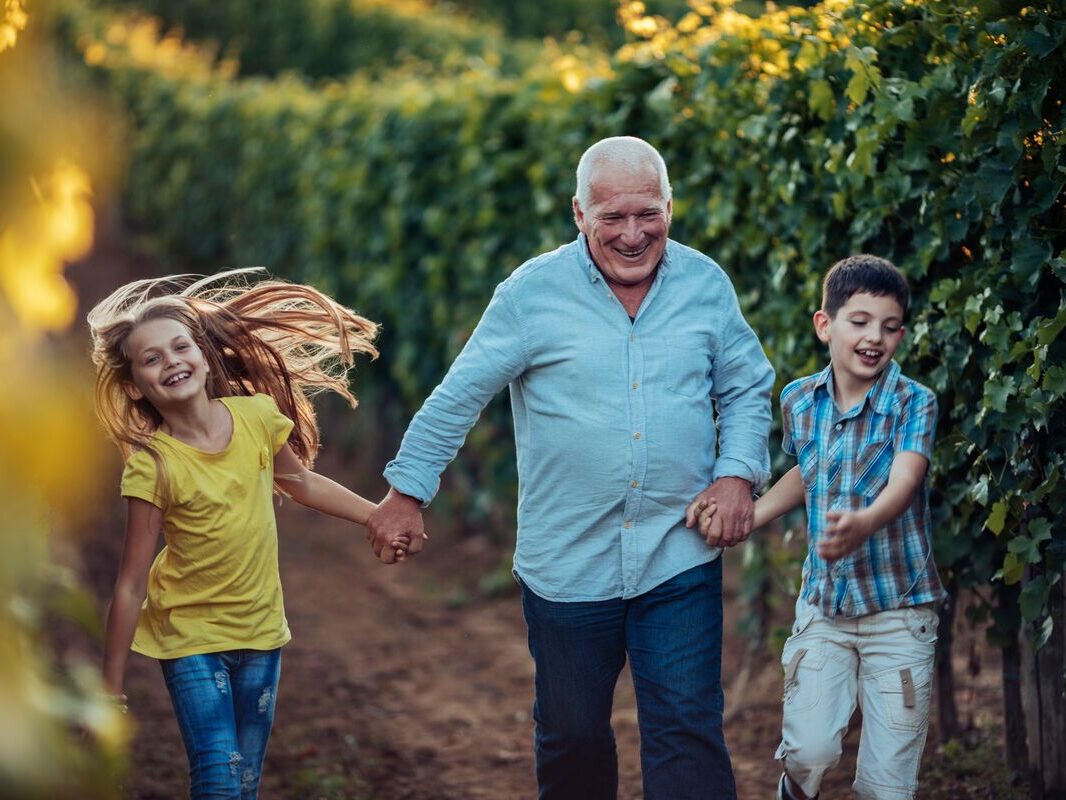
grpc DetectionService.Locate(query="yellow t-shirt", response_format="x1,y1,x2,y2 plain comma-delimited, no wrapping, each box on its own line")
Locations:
120,393,295,659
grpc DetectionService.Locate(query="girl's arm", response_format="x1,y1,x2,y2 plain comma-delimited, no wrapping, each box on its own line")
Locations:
273,443,376,527
693,465,806,546
102,498,161,697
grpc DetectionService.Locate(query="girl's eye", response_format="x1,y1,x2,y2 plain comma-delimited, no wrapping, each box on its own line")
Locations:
145,355,159,365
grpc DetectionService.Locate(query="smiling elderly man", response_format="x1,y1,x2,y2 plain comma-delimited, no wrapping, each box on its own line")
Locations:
367,136,774,799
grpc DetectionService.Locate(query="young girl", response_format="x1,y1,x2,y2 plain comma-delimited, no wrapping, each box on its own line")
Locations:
90,268,403,799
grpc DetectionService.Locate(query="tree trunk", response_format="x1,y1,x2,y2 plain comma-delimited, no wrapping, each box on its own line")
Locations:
1000,581,1030,782
1022,576,1066,799
934,577,960,742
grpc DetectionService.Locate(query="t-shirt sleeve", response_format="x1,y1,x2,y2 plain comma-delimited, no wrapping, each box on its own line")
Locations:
895,385,937,460
252,393,296,454
120,450,164,508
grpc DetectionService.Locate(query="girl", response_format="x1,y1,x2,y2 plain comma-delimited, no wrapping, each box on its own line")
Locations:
90,268,403,799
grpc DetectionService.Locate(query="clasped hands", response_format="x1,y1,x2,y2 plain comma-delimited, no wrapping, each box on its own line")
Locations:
366,487,428,564
683,476,754,549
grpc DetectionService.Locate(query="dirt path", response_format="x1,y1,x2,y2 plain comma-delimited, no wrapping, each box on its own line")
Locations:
109,497,867,799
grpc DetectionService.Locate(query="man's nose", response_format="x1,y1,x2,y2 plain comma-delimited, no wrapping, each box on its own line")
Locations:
621,215,642,241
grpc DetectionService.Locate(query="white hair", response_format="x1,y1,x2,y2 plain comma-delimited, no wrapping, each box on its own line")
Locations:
574,136,672,209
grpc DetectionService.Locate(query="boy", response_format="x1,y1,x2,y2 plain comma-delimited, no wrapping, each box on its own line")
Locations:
687,254,944,799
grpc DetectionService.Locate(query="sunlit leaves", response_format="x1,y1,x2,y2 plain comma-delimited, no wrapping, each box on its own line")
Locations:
0,0,27,52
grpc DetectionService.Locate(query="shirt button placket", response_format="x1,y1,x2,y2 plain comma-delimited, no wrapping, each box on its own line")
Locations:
622,327,646,596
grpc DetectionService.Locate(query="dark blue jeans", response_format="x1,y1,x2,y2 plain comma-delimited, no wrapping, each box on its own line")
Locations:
521,559,735,800
160,648,282,800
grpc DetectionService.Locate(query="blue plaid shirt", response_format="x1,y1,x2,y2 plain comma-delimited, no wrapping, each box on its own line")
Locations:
781,360,944,617
385,235,774,601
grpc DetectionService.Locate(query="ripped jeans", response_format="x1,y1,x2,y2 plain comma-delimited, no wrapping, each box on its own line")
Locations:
161,648,282,800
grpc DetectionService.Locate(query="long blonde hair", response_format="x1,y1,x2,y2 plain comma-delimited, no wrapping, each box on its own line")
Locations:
88,268,378,488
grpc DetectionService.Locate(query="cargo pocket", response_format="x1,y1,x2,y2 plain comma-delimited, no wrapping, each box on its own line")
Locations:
874,662,933,733
904,605,939,644
780,605,827,712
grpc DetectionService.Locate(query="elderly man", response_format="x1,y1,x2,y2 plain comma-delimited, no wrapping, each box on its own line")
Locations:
368,136,773,799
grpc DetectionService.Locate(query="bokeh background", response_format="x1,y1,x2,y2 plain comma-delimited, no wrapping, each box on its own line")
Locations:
1,0,1063,797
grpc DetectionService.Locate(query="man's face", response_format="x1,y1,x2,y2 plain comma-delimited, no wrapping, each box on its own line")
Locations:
573,165,671,288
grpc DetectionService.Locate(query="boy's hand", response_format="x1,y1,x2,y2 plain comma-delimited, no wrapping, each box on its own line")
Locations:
697,501,723,546
818,509,875,560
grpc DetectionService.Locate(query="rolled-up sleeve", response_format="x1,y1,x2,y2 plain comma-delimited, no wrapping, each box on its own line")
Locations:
709,289,775,490
384,283,528,504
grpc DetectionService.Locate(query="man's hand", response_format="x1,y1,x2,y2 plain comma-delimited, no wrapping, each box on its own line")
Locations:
818,509,874,561
367,488,427,564
683,476,753,548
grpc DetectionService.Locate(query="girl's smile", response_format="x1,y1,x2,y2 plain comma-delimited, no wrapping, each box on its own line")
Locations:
125,317,210,407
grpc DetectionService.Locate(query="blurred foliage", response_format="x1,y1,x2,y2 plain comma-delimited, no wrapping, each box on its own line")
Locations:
52,0,1066,651
0,10,129,798
436,0,692,47
99,0,538,79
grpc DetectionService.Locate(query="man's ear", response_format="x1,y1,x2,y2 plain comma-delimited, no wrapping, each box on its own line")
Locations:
123,381,144,401
813,309,832,343
572,196,586,232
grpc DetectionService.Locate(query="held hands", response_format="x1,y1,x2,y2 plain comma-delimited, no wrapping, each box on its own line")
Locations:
818,509,874,561
366,488,427,564
683,476,754,548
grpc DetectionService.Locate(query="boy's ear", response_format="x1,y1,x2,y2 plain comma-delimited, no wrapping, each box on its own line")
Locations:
123,381,144,401
813,309,832,343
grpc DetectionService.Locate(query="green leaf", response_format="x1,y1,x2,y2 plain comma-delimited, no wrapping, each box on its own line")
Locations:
1002,551,1024,585
1020,577,1049,622
808,79,834,122
986,500,1008,535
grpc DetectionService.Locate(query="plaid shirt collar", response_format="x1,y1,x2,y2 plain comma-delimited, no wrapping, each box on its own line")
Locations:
811,359,901,418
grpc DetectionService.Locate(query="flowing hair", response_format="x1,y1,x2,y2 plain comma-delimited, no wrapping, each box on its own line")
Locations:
88,268,378,502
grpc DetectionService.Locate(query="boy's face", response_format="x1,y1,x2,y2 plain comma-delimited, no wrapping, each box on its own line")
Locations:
814,291,905,394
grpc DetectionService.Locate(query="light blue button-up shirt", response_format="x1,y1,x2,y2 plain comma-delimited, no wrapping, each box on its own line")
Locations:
384,235,774,601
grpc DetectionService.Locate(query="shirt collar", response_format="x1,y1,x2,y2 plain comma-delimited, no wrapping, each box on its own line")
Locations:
813,359,900,417
576,233,672,283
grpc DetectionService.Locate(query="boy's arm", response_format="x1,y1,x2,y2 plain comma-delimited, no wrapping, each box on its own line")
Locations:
102,498,161,697
752,465,805,529
688,465,805,546
818,450,929,560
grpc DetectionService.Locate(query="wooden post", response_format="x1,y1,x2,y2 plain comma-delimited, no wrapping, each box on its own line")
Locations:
1022,576,1066,798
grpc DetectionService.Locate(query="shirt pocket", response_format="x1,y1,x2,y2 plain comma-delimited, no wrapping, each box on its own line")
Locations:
663,334,712,399
853,435,893,500
796,437,818,490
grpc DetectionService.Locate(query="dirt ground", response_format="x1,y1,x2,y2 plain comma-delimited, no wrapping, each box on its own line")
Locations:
76,496,1006,800
66,215,1008,799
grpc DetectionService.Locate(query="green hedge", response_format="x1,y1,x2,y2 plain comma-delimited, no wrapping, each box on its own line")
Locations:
64,0,1065,631
102,0,534,78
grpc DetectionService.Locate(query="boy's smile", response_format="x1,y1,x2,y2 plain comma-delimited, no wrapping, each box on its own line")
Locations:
814,291,905,406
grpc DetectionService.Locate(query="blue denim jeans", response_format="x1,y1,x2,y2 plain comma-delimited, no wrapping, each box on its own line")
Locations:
521,559,735,800
160,648,282,800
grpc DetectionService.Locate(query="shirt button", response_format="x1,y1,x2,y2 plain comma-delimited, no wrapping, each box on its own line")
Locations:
835,423,843,431
633,432,641,440
623,520,633,529
631,480,639,488
632,382,639,390
630,333,636,342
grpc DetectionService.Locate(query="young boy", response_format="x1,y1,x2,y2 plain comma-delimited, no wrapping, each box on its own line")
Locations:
688,254,944,799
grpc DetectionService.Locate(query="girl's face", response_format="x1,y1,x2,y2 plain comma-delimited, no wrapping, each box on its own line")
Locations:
125,317,210,410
